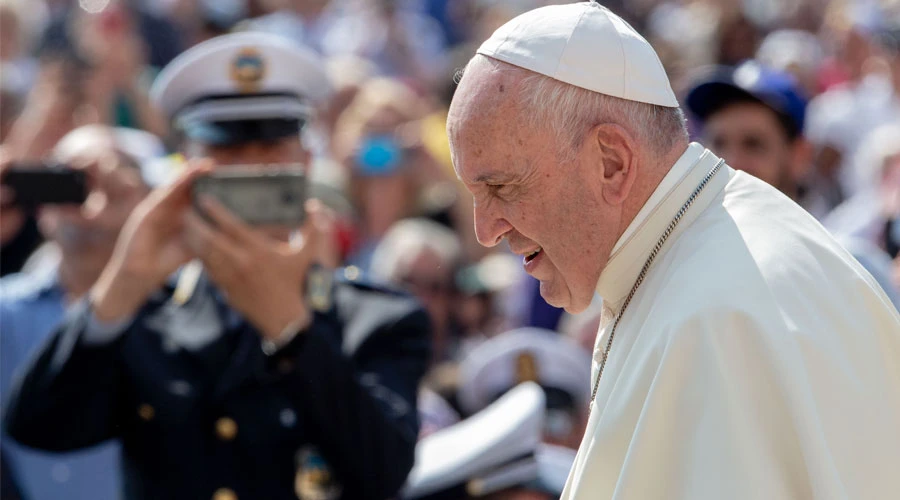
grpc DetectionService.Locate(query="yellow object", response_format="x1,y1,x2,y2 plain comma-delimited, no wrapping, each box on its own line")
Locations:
212,487,238,500
215,417,238,441
137,404,155,421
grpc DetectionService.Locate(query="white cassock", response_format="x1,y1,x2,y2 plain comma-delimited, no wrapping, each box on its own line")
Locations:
562,143,900,499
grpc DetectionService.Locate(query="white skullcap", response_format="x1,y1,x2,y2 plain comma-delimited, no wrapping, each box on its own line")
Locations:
477,1,679,107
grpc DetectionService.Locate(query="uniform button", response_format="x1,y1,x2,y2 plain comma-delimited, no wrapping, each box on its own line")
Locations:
344,266,361,281
215,417,238,441
212,487,237,500
138,404,155,421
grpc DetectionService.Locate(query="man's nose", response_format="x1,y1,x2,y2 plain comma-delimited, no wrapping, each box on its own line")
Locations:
473,202,511,248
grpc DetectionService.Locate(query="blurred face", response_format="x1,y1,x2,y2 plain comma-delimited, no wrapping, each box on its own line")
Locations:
397,249,454,334
40,154,148,255
187,136,309,166
448,61,618,314
703,102,796,193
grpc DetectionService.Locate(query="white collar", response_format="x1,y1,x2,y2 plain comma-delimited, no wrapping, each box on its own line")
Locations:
596,143,729,310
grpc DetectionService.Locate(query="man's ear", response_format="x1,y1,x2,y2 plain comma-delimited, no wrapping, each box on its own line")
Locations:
591,123,638,206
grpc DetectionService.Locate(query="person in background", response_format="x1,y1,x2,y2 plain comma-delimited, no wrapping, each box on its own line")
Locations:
804,0,898,206
683,60,824,217
333,78,439,270
755,29,825,98
403,382,575,500
823,122,900,305
453,252,522,346
38,0,183,71
4,32,431,500
1,125,164,500
456,328,591,450
371,217,462,364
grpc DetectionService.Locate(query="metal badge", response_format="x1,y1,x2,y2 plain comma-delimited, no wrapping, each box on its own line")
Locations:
515,351,540,384
307,266,333,313
295,446,341,500
230,47,266,93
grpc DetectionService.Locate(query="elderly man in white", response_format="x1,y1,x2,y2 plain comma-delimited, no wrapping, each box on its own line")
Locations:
447,2,900,499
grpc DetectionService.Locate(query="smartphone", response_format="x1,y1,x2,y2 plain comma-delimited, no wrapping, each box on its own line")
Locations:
2,164,88,206
193,165,307,226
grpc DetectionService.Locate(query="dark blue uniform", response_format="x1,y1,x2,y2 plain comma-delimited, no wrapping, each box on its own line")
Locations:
4,270,431,500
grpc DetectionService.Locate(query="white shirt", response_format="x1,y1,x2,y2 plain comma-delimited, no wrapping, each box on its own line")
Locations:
563,144,900,499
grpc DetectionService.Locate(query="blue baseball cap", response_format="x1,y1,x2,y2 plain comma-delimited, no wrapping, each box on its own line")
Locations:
685,60,808,139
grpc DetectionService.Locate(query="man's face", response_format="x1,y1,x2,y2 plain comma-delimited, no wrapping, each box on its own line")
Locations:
703,101,795,193
187,135,308,167
447,62,615,314
40,153,148,254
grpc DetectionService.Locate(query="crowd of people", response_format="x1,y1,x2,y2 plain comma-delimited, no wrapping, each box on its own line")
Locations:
0,0,898,499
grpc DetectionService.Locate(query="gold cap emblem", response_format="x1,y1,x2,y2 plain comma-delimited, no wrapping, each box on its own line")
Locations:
230,47,266,93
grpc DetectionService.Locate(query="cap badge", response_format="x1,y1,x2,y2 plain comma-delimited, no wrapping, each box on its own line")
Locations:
515,351,539,383
231,47,266,93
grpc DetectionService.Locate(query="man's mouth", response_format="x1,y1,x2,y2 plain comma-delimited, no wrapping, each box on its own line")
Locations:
524,248,542,263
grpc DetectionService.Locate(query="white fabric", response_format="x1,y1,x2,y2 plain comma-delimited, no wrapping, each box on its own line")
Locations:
477,1,679,107
611,142,704,254
563,146,900,499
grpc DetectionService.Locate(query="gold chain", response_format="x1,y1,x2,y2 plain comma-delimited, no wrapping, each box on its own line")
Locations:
589,159,725,409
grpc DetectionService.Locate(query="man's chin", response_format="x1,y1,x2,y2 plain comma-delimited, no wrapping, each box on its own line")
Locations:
539,279,593,314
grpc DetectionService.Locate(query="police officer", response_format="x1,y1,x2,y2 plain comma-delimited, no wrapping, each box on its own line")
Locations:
4,32,431,500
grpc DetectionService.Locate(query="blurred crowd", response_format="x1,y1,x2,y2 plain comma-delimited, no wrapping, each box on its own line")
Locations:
0,0,899,499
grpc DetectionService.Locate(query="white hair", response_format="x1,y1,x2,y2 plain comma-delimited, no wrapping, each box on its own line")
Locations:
369,218,463,284
461,55,689,162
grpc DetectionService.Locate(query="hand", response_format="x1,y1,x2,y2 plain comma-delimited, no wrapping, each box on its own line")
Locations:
0,153,25,246
184,197,334,340
91,162,213,321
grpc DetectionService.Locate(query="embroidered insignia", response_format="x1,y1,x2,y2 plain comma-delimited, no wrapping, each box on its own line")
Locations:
295,446,342,500
230,47,266,93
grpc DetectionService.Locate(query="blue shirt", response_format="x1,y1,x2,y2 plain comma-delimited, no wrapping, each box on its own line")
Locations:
0,265,122,500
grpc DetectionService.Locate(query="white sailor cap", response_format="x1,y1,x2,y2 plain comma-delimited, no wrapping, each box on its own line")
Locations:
403,382,575,499
53,125,171,187
150,32,331,145
457,328,591,436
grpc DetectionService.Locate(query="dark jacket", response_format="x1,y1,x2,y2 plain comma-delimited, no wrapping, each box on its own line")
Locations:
4,270,431,500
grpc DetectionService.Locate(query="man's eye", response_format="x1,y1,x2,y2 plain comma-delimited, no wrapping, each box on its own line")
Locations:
487,184,506,194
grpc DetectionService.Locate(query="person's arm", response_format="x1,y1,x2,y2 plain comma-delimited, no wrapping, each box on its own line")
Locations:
3,301,133,451
263,298,431,499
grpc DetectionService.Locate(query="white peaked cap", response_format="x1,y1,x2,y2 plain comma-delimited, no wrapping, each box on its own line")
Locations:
476,1,679,107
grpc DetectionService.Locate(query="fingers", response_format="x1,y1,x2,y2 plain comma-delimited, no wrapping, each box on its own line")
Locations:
151,159,213,206
140,159,213,219
0,186,15,208
183,210,248,285
197,196,259,248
